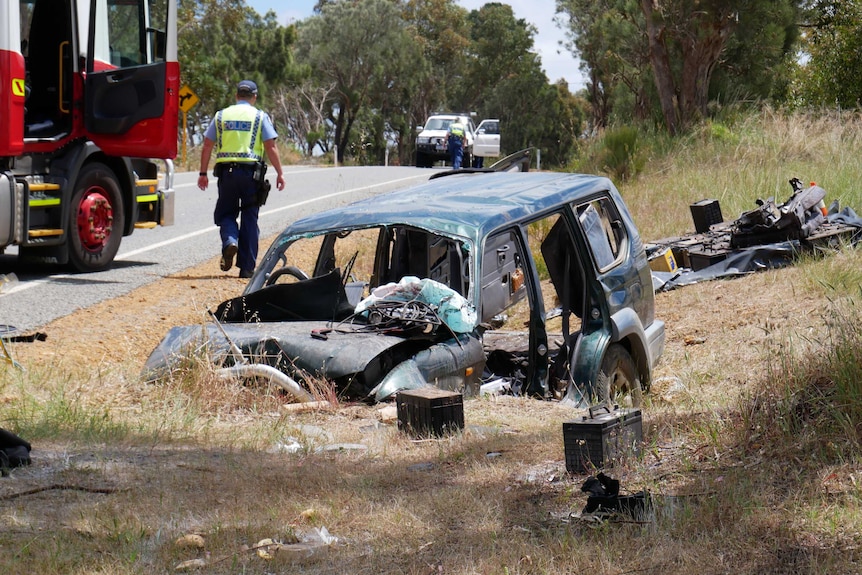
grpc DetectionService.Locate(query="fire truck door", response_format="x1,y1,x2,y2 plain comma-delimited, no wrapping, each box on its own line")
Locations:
0,0,26,156
83,0,178,159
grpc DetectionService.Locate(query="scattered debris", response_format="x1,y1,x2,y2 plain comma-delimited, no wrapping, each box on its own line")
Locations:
377,404,398,423
649,179,862,291
280,400,331,413
252,528,337,559
576,472,650,523
173,528,338,571
0,272,18,294
315,443,367,453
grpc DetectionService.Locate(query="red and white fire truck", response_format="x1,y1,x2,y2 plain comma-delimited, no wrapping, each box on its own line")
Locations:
0,0,178,272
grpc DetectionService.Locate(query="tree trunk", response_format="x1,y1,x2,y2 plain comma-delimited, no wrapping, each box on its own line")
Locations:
641,0,680,135
588,68,610,129
679,18,732,125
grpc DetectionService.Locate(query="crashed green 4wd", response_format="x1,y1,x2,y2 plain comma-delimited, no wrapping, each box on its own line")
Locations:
144,167,665,407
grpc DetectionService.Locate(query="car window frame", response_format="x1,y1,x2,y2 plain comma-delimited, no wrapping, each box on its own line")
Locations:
575,194,629,274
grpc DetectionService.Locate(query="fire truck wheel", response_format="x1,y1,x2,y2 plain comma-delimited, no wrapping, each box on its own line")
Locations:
67,162,125,272
597,343,643,408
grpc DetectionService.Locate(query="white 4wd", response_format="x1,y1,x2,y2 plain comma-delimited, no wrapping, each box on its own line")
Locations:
415,113,477,168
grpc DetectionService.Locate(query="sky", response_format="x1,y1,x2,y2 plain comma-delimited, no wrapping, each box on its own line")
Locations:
245,0,586,92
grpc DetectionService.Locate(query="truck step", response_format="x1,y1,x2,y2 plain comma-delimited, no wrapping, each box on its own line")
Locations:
28,182,61,192
28,229,64,238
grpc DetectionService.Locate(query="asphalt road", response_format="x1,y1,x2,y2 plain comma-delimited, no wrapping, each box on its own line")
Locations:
0,165,433,333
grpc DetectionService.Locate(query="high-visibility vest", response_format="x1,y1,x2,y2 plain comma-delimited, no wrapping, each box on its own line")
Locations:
214,104,265,164
449,122,465,137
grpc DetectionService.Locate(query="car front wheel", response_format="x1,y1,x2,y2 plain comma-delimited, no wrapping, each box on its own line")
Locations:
596,343,643,408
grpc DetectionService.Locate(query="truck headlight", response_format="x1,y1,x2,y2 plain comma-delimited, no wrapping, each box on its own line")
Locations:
417,137,429,144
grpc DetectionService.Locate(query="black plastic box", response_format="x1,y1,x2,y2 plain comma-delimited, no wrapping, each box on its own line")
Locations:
396,387,464,437
563,406,642,473
690,199,723,233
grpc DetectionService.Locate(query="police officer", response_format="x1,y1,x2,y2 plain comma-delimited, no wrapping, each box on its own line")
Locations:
447,120,466,169
198,80,285,278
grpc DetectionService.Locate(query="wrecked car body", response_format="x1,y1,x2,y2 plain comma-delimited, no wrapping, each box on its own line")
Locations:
144,170,665,406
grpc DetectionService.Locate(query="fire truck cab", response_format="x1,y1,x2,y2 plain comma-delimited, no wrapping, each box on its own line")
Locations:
0,0,178,271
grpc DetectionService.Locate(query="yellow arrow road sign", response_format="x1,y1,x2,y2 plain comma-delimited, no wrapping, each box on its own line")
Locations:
179,85,199,112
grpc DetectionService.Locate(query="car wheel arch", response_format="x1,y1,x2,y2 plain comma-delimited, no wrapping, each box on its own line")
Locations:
609,307,652,390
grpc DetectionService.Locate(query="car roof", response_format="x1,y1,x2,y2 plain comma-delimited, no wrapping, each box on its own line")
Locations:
276,172,618,247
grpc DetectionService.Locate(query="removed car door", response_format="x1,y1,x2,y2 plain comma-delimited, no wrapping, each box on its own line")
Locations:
474,119,501,158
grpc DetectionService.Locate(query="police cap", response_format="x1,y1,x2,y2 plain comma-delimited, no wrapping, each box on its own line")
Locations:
237,80,258,96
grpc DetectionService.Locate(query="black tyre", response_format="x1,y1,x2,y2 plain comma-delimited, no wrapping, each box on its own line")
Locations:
67,162,124,272
416,152,429,168
596,343,643,407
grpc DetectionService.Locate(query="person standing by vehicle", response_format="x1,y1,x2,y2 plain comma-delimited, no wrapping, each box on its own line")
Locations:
198,80,285,278
447,120,466,169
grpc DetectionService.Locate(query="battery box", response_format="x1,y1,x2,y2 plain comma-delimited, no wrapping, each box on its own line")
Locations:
396,387,464,437
687,250,727,271
648,247,678,273
690,199,723,233
563,405,642,473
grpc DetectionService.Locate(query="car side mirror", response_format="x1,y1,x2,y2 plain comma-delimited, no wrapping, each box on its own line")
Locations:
416,126,424,131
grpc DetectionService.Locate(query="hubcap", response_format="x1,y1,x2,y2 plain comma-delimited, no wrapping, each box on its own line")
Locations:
77,189,114,252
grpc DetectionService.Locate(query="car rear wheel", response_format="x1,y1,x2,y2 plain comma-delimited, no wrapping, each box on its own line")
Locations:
596,343,643,407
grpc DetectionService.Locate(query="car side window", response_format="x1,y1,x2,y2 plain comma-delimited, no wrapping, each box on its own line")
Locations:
576,197,626,271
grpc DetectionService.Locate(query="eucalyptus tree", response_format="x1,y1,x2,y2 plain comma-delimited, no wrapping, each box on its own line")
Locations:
295,0,421,164
557,0,799,134
177,0,297,145
795,0,862,107
402,0,470,127
454,2,537,113
457,3,582,166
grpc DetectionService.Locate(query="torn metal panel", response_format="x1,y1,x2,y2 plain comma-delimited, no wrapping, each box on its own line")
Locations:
143,318,485,400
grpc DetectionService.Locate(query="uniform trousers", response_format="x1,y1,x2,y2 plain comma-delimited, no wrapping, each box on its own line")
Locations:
213,163,260,273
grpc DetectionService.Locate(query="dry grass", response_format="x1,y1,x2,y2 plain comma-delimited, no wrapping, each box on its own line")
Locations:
3,110,862,573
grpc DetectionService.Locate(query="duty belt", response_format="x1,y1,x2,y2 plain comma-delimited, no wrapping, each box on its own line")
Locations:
219,162,256,172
